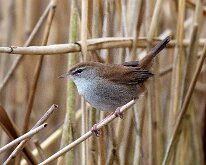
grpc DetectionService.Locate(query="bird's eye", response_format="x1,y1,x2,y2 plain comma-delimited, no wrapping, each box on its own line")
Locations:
73,68,85,75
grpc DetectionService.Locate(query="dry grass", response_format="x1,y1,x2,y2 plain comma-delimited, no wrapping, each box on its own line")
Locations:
0,0,206,165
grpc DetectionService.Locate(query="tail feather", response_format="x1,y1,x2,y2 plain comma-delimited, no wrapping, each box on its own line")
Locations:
139,36,171,69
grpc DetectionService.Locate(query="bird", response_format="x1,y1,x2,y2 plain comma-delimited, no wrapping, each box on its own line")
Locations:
59,36,170,136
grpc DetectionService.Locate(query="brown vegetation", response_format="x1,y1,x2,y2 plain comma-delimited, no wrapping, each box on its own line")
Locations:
0,0,205,165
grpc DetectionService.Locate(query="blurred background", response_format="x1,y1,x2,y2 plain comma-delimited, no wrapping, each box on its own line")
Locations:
0,0,206,165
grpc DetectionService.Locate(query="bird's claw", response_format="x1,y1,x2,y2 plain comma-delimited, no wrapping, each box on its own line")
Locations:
91,124,101,137
114,107,124,119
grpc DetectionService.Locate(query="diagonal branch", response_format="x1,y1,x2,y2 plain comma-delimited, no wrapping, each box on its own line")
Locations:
39,100,135,165
4,104,58,164
22,0,57,133
162,43,206,165
0,1,54,93
0,123,47,154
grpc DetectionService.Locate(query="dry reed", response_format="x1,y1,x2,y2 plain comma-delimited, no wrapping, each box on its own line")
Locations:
0,1,205,165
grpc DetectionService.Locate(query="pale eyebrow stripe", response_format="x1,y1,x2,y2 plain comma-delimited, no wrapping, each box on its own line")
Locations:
72,67,87,74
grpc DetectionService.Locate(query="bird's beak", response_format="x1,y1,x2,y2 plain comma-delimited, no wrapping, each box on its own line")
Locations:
58,72,70,78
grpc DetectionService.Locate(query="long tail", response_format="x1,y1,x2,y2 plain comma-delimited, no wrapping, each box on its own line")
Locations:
139,36,171,69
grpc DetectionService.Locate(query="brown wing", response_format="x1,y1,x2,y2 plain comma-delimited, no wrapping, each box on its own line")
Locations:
122,61,139,67
104,66,153,85
123,36,171,69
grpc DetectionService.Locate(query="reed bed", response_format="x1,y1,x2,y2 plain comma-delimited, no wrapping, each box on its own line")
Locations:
0,0,205,165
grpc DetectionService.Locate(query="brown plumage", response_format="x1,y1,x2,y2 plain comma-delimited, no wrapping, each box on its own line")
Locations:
60,36,171,111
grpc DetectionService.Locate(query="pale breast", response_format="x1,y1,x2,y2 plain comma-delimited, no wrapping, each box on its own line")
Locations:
73,78,143,111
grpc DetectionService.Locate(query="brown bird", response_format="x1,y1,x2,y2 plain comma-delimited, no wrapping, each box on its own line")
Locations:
60,36,170,135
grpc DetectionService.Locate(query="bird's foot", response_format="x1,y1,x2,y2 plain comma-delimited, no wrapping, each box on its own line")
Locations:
114,107,124,119
91,124,101,137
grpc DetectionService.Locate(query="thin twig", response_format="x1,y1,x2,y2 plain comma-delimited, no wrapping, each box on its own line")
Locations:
32,104,58,129
130,0,145,60
0,1,52,93
1,38,206,55
20,126,62,164
0,123,47,154
81,0,88,164
162,43,206,165
186,0,206,15
121,0,130,57
33,140,47,161
5,104,58,164
159,65,173,76
57,0,79,164
39,100,135,165
22,1,57,133
159,54,202,77
0,106,38,164
147,0,165,163
147,0,164,39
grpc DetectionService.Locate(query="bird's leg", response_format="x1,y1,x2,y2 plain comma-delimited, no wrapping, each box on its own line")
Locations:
114,107,124,119
91,112,115,136
114,97,139,119
91,107,125,136
91,124,101,137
